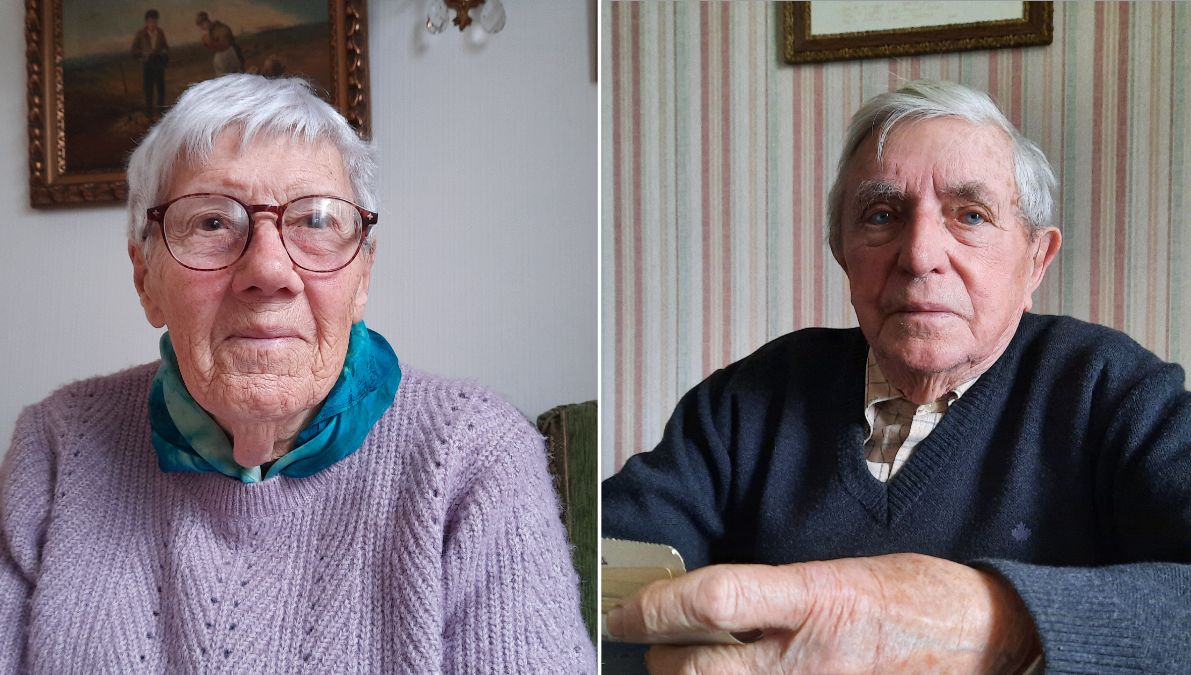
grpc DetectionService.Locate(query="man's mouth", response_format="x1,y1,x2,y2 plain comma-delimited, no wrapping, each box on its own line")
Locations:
897,302,954,314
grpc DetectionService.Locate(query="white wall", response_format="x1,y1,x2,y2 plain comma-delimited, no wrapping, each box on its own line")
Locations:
0,0,596,457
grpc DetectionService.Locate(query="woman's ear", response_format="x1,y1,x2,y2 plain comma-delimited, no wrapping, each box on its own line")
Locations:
129,242,167,328
351,239,375,323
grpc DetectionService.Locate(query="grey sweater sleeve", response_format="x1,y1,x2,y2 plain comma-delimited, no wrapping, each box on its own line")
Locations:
980,347,1191,673
977,560,1191,673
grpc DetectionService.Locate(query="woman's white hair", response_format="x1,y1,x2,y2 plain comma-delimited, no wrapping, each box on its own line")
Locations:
126,74,377,253
826,79,1056,255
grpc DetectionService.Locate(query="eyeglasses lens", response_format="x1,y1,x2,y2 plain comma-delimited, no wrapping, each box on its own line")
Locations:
163,195,364,272
282,197,364,271
163,195,250,270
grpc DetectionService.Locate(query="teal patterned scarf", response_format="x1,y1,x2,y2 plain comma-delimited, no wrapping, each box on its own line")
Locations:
148,322,401,483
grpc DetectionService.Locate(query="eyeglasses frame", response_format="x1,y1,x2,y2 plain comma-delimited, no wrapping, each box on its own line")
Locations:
145,192,379,273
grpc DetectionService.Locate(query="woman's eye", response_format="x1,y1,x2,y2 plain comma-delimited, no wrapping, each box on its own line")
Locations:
198,216,226,231
298,212,328,229
960,211,986,226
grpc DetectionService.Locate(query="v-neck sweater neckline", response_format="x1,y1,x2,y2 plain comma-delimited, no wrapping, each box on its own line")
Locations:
833,332,1017,525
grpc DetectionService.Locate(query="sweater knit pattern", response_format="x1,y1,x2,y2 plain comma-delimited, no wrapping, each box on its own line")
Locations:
0,364,595,673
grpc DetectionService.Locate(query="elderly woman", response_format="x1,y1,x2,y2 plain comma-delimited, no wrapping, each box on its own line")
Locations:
0,75,593,671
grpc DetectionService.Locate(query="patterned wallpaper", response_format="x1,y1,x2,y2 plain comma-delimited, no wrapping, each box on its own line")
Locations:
601,2,1191,475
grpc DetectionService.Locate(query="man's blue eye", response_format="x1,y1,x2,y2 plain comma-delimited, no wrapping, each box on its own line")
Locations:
961,211,985,225
869,210,893,225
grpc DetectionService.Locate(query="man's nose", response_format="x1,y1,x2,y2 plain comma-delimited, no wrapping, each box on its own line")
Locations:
231,217,304,297
896,207,951,277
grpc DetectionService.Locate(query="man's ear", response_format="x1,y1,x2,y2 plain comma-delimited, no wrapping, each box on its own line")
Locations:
129,242,166,328
1023,227,1062,312
351,239,375,323
830,234,847,273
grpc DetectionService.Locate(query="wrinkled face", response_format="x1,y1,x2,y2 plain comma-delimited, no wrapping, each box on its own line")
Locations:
132,131,373,434
834,117,1059,381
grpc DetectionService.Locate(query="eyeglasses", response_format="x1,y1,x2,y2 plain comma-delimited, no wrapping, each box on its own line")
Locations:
145,193,378,273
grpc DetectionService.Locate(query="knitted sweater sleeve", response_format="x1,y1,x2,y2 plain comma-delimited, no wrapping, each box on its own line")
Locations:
602,368,733,571
0,406,54,673
439,395,595,674
977,350,1191,673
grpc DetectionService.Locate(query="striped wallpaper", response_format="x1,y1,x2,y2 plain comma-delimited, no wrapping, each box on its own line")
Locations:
601,1,1191,476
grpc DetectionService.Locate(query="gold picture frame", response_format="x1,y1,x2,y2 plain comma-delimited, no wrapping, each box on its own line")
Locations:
783,1,1053,65
25,0,371,208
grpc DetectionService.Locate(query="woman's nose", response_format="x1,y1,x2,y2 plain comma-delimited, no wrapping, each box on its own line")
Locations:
231,218,304,297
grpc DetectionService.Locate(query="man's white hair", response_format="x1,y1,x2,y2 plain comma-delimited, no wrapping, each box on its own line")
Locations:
126,74,377,253
826,79,1056,255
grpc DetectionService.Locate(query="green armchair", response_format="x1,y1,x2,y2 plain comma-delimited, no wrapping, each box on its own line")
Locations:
537,401,598,644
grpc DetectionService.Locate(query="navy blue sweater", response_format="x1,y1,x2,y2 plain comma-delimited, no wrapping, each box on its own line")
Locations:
603,313,1191,672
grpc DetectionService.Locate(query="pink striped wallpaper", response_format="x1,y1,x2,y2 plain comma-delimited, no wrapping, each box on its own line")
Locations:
601,2,1191,475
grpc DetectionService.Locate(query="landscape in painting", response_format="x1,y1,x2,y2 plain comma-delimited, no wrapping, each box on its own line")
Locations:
61,0,330,173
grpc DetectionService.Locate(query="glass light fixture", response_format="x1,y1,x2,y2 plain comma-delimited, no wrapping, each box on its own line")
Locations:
427,0,506,34
426,0,448,33
479,0,506,34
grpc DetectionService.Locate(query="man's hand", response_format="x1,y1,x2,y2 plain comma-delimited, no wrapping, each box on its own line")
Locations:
605,553,1040,674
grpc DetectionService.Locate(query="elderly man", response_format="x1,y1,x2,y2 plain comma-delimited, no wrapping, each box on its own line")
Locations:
602,80,1190,672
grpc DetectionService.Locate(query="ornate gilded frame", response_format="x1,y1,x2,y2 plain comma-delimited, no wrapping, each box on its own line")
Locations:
782,1,1053,65
25,0,371,208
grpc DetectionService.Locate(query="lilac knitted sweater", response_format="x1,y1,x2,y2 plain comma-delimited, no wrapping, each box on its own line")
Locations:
0,363,594,673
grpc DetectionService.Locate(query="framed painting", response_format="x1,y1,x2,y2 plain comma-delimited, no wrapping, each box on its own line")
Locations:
25,0,371,207
782,1,1053,65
